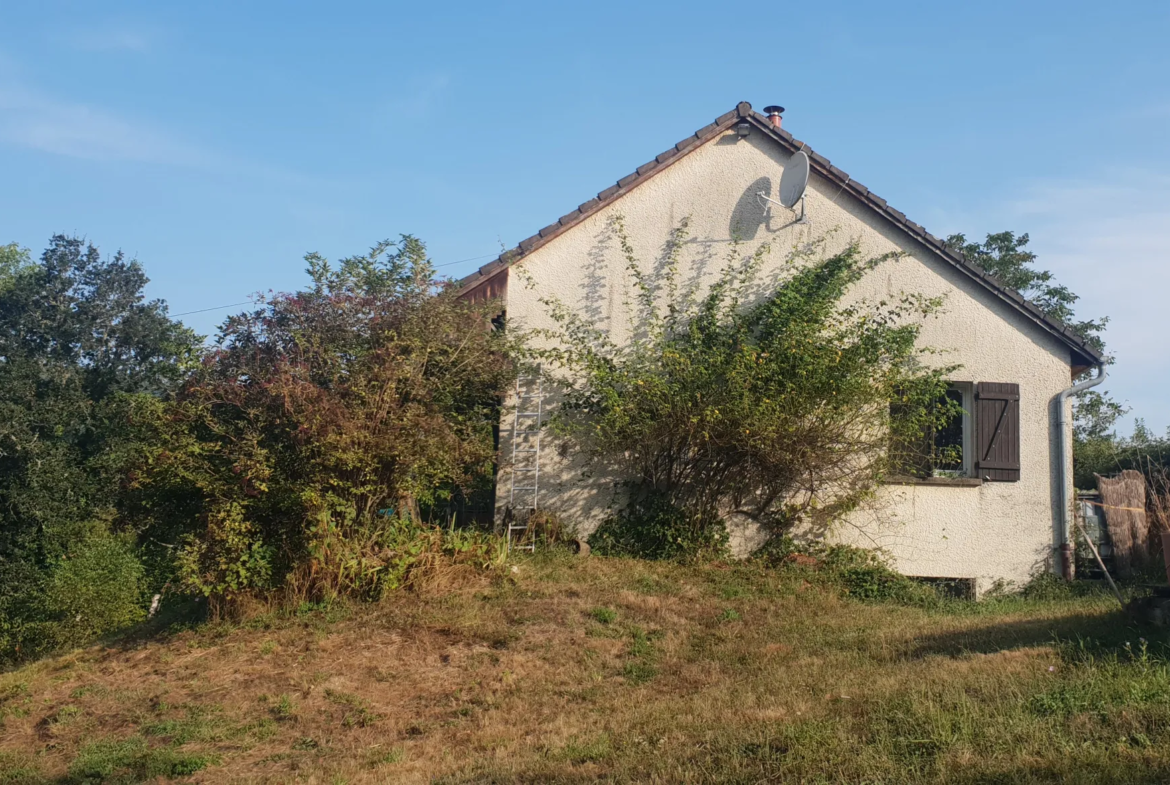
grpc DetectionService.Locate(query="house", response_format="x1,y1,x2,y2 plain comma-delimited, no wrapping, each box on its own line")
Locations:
457,102,1105,593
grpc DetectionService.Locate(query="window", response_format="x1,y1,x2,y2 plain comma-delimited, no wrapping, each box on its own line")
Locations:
891,382,973,479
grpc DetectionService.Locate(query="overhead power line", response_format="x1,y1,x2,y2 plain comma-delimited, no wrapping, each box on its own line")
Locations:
435,251,498,268
169,251,500,319
171,301,254,317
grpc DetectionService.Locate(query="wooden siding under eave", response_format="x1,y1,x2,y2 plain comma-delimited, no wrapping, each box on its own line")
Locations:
459,268,508,307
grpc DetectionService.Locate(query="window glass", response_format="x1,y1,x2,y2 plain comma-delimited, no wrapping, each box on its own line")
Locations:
933,388,965,473
891,385,968,478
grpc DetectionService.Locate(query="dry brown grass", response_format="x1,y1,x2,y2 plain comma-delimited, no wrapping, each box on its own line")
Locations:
1,554,1167,784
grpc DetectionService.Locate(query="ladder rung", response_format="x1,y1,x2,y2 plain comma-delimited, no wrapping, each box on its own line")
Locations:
513,467,537,472
514,449,538,453
516,412,541,416
517,393,542,398
512,487,537,491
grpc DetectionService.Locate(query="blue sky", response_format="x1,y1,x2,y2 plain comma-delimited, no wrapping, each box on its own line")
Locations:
2,1,1168,433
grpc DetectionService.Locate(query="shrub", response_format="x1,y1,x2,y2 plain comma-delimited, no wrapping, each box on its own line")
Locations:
589,493,728,561
529,218,956,559
133,238,515,606
42,533,147,648
817,546,939,605
1,531,146,662
757,537,940,606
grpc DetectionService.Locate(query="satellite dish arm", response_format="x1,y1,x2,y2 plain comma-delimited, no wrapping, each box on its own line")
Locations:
756,191,807,224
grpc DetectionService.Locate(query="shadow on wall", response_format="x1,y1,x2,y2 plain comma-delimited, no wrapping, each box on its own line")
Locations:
580,225,615,328
730,176,772,241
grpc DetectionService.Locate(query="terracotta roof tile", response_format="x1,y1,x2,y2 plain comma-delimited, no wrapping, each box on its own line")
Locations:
655,148,679,165
694,121,719,138
597,184,620,200
808,150,831,167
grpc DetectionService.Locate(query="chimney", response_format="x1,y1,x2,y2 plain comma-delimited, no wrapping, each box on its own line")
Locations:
763,105,785,129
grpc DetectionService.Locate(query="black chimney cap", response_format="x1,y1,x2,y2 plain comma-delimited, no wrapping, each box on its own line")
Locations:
763,105,785,115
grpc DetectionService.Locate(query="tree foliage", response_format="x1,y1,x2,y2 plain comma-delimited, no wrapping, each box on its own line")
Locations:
1074,420,1170,490
944,231,1124,443
0,242,33,291
529,220,956,559
131,238,514,605
0,236,201,660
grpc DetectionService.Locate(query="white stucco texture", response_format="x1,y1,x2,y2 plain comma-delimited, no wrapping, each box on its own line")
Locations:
497,128,1075,591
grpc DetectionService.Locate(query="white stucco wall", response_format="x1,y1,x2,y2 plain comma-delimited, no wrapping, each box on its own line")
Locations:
497,128,1074,591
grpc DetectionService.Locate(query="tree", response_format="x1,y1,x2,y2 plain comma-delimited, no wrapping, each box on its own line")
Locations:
529,220,956,559
944,231,1125,443
133,238,515,606
0,242,33,290
0,236,202,661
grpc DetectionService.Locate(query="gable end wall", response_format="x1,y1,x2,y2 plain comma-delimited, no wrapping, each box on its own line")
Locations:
498,128,1072,591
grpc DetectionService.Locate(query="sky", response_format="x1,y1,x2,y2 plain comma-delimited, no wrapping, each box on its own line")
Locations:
1,1,1168,434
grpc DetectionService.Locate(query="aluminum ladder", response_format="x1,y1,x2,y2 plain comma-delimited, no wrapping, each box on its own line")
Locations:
507,373,543,551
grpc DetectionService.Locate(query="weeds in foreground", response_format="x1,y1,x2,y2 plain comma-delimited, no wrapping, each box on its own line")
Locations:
0,553,1164,784
588,607,617,624
68,736,217,782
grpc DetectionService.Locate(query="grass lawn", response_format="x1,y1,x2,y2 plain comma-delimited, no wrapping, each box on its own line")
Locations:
1,553,1168,784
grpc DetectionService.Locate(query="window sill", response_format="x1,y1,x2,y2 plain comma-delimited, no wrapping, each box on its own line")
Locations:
884,475,983,487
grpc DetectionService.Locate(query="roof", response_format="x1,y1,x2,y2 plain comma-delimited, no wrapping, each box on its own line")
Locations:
456,101,1104,368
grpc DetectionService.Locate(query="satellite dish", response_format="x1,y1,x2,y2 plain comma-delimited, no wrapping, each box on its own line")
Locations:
778,151,810,208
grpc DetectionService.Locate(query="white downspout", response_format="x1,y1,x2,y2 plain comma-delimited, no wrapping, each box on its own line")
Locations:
1055,362,1106,580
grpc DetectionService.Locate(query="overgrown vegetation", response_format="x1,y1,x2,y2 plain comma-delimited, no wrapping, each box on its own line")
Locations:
0,236,513,663
128,237,514,611
1075,419,1170,490
0,552,1161,784
0,237,201,662
531,219,957,559
756,537,944,606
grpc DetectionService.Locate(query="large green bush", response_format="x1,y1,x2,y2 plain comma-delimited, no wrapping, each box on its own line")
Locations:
0,237,200,662
131,238,515,608
529,219,957,559
38,532,146,651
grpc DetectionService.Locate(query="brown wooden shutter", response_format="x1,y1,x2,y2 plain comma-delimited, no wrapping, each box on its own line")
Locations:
975,382,1020,482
